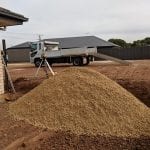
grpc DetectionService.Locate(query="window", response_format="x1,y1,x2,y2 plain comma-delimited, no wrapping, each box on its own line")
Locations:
39,43,41,49
31,43,37,51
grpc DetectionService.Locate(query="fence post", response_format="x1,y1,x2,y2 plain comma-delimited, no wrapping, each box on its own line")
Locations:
2,40,9,92
0,50,4,94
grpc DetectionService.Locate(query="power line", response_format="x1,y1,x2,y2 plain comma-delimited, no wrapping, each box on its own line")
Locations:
0,32,45,41
3,31,39,36
0,35,37,40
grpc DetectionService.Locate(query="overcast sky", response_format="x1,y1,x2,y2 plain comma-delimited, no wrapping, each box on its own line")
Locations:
0,0,150,48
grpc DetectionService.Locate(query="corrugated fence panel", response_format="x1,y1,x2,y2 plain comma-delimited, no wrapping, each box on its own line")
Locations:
97,46,150,60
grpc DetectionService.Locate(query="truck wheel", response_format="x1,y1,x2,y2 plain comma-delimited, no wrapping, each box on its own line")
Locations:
47,60,53,66
84,57,90,65
48,62,53,66
73,57,83,66
34,59,42,67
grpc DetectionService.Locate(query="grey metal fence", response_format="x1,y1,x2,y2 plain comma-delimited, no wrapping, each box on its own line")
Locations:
97,46,150,60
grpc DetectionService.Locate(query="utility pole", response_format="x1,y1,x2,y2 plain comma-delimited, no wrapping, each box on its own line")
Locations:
39,35,41,41
38,34,43,41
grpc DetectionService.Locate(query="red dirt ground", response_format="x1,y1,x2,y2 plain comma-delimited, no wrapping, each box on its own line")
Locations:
0,60,150,149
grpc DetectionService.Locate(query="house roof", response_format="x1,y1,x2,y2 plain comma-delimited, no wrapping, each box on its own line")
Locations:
0,7,28,21
45,36,118,49
7,42,32,50
0,7,28,27
7,36,118,50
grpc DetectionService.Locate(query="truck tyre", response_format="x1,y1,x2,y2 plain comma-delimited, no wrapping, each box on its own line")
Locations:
47,60,53,66
73,57,83,66
34,59,42,67
84,57,90,65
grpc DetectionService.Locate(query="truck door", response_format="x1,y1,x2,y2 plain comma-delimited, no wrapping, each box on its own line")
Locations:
30,43,38,63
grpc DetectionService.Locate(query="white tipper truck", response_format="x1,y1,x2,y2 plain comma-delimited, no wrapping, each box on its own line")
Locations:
30,41,129,67
30,41,97,67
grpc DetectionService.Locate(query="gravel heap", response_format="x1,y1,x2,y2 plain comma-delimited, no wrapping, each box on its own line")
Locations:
9,68,150,137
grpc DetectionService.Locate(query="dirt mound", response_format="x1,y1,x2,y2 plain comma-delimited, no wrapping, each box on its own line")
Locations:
9,68,150,137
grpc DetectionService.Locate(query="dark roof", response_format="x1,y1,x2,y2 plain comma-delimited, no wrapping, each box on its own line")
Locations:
7,42,31,50
7,36,118,50
45,36,118,49
0,7,28,21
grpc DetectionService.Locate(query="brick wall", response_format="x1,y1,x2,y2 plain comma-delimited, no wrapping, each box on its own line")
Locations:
0,51,4,94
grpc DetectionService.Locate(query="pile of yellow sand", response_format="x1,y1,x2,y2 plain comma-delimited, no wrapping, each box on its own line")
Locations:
9,68,150,137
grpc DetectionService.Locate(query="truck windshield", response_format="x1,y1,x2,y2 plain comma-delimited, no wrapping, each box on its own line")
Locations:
31,43,37,51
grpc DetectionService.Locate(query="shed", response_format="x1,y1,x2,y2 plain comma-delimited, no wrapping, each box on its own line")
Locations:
7,42,31,62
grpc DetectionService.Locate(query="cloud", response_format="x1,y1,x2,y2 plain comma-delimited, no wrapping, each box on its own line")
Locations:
0,0,150,48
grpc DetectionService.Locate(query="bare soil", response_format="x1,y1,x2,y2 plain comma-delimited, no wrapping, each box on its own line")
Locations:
4,130,150,150
1,104,150,150
0,60,150,149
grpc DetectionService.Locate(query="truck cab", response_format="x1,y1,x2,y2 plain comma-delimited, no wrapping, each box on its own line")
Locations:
30,41,59,67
